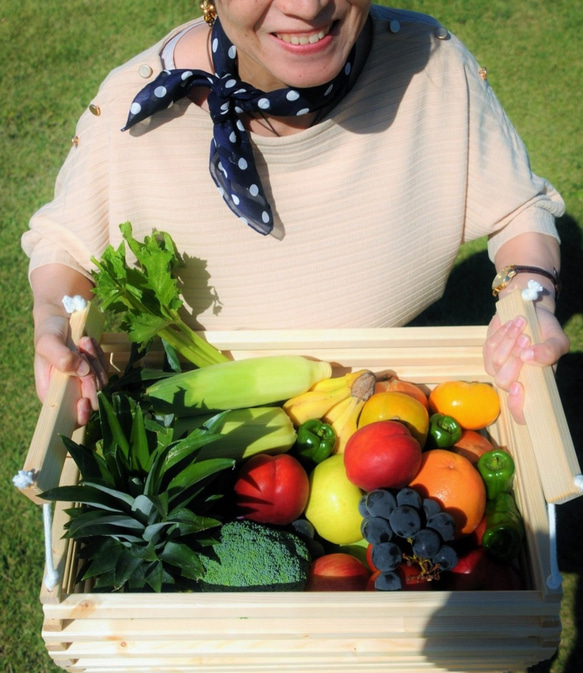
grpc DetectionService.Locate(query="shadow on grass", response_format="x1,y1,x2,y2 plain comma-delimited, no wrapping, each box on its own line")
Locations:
411,213,583,673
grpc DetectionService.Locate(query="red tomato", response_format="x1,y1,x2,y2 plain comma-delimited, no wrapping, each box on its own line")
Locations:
234,453,310,525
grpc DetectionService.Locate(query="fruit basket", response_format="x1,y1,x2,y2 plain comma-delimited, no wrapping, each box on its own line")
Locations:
18,290,581,673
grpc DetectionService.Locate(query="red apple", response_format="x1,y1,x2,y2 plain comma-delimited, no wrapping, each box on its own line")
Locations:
234,453,309,526
343,420,422,491
440,546,525,591
306,553,371,591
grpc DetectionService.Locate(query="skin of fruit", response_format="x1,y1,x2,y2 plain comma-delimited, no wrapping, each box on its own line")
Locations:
304,455,364,545
409,449,486,538
306,552,371,591
429,381,500,430
234,453,310,526
358,391,429,447
343,420,422,491
450,430,496,465
374,377,429,409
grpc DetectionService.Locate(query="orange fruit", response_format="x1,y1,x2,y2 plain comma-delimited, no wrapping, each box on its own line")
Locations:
409,449,486,538
358,391,429,447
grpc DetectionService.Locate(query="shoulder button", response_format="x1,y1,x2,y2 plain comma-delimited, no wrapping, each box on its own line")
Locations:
138,64,154,78
435,26,449,40
389,19,401,34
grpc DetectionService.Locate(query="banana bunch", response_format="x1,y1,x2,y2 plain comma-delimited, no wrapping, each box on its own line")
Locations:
283,370,377,454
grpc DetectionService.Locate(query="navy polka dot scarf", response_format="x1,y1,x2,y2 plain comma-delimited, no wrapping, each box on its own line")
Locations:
123,18,356,235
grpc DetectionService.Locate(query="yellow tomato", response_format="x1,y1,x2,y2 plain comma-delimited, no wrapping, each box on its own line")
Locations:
358,391,429,447
429,381,500,430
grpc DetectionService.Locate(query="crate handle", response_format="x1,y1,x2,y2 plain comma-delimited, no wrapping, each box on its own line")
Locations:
496,288,582,504
15,301,104,505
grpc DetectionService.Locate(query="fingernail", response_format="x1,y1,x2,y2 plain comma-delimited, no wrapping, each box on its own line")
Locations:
509,382,520,396
521,349,535,362
77,360,90,377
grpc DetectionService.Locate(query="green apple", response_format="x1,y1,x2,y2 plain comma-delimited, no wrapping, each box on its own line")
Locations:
304,455,363,545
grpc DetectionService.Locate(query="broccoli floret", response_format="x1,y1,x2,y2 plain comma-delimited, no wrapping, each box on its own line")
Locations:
198,519,311,592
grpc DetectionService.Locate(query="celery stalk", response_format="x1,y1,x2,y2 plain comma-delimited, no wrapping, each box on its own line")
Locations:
91,222,228,367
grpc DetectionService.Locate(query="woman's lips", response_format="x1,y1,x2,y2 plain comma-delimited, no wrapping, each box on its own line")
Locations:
274,24,332,46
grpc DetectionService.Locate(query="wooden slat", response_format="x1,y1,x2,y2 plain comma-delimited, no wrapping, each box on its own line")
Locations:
19,302,104,504
43,635,552,672
496,289,582,504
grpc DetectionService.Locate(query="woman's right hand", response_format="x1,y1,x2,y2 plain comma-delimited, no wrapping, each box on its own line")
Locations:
31,265,108,426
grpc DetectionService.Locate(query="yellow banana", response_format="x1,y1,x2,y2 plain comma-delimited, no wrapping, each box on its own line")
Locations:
309,369,371,393
283,387,351,426
332,398,366,455
284,369,377,453
322,394,354,424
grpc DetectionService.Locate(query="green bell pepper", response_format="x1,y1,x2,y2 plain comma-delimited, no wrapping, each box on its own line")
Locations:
477,449,516,500
481,491,525,563
295,419,336,464
427,413,463,449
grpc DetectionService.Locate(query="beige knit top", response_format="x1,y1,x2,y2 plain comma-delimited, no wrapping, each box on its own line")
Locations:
22,7,564,330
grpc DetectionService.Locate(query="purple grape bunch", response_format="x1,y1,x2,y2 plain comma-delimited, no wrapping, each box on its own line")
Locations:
360,486,458,591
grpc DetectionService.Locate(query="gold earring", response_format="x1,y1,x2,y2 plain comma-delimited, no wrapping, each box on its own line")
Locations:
200,1,217,26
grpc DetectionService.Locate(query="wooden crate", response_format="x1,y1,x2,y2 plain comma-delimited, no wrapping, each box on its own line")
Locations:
20,291,582,673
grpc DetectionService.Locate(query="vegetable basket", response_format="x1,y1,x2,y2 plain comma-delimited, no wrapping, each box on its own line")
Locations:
18,290,581,673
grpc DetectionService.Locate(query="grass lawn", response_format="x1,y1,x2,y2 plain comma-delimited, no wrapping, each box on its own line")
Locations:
1,1,581,672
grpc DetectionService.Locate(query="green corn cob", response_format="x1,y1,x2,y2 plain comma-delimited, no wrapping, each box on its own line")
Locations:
146,355,332,416
175,407,298,461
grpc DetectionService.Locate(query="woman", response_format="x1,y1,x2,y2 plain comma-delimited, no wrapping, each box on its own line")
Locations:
23,1,569,425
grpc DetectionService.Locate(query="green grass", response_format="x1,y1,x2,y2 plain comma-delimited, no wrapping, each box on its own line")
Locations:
0,2,581,672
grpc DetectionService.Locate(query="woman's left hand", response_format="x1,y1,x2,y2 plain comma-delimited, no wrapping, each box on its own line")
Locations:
483,306,570,424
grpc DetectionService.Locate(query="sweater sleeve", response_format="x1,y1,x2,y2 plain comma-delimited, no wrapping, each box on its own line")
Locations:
455,34,564,260
21,89,113,281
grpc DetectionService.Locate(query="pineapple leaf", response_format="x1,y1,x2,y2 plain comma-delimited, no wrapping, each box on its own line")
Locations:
144,560,164,592
113,548,146,590
131,494,157,522
129,401,152,474
41,484,132,513
103,445,130,490
166,458,234,508
66,510,145,538
79,539,123,580
98,392,130,460
159,540,205,580
81,482,136,510
60,434,113,485
142,522,173,543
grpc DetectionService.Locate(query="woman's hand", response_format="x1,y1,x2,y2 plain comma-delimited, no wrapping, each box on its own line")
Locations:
483,306,570,424
31,265,108,426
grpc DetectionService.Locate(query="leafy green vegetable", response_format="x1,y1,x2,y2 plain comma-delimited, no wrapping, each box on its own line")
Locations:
91,222,228,367
42,390,235,592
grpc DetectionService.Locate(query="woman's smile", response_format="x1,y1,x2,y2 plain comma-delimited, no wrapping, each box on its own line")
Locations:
214,1,371,91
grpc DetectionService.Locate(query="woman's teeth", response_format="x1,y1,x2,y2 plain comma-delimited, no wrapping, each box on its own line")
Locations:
277,28,330,45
